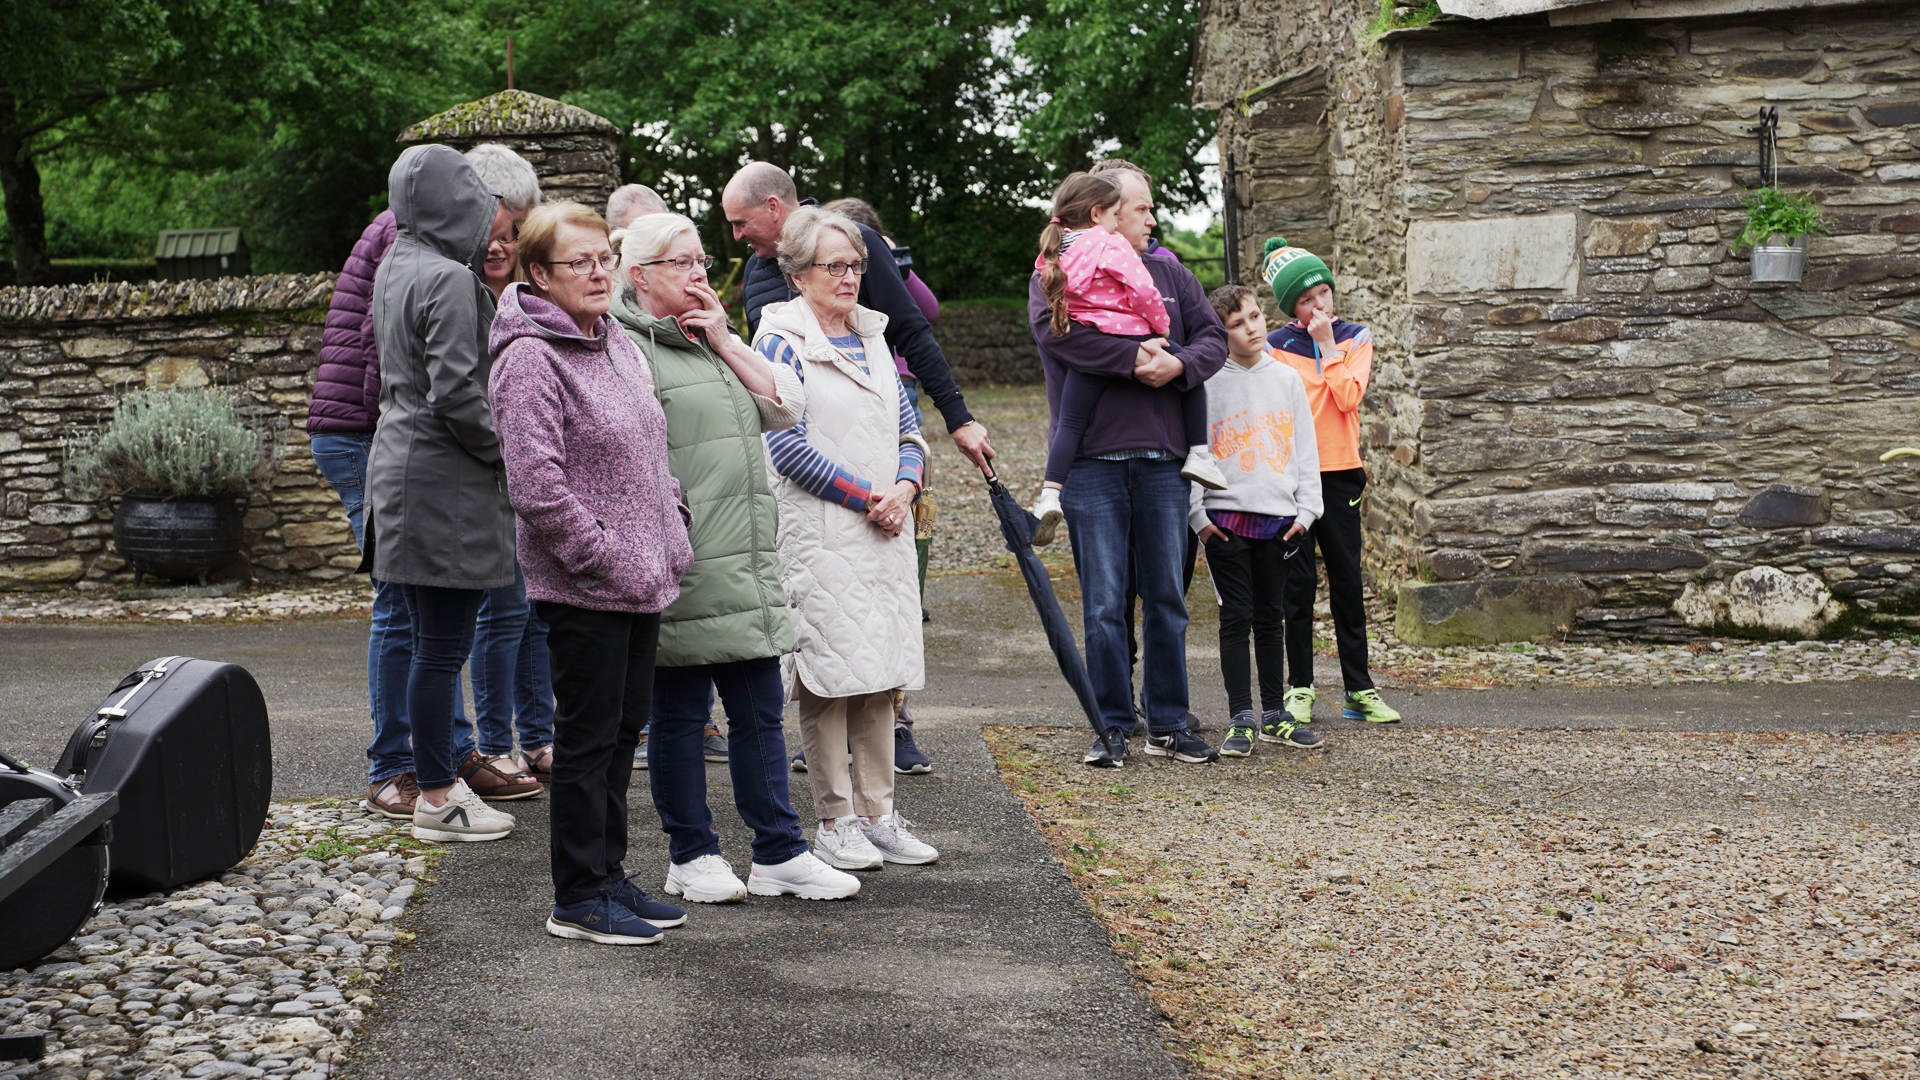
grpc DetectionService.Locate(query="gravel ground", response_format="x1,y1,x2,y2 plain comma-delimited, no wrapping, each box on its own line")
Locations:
987,725,1919,1079
0,584,373,624
2,802,442,1080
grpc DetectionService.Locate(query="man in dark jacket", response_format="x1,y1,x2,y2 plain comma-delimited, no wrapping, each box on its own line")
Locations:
722,162,993,470
1028,161,1228,769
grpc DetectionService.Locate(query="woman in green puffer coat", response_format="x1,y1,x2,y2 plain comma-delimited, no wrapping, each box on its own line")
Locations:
609,212,859,902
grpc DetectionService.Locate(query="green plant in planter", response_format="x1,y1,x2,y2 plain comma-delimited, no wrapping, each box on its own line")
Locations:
64,386,269,498
1736,187,1828,250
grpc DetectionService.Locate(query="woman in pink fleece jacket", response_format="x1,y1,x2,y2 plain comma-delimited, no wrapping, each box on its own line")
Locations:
489,201,694,946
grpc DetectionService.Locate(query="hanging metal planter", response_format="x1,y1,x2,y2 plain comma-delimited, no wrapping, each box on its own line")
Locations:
1751,234,1808,283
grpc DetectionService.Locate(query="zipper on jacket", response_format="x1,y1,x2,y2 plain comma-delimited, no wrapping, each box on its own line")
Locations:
709,345,782,654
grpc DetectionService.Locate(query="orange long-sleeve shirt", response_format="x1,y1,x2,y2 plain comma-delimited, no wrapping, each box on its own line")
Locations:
1267,319,1372,472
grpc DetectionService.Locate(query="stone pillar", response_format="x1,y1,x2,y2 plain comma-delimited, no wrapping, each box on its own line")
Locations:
399,90,622,210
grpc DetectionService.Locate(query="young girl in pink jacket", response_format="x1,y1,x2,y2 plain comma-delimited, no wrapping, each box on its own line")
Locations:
1030,171,1226,544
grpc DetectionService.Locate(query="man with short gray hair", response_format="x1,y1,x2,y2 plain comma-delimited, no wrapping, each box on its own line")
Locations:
607,183,668,229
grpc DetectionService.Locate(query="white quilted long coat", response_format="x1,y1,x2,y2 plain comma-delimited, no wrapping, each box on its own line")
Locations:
755,299,928,699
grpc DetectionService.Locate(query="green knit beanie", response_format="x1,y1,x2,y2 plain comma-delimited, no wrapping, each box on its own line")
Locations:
1261,237,1335,316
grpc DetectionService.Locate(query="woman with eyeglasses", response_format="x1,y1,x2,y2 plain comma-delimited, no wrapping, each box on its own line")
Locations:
605,211,860,903
490,201,696,944
753,207,940,872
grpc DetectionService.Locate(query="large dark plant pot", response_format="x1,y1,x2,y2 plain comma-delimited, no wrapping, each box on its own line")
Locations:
113,493,246,585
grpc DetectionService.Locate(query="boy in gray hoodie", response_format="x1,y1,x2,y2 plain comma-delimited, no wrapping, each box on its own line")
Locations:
1195,286,1325,757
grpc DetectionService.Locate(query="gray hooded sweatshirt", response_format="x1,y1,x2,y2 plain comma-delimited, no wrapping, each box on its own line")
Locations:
365,144,516,590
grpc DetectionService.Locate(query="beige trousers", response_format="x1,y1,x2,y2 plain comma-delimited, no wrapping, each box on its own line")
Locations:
796,685,895,822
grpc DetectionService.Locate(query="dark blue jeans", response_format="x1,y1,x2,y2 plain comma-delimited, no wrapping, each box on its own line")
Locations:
397,584,483,790
468,564,554,756
648,656,807,867
1062,456,1192,737
311,434,471,782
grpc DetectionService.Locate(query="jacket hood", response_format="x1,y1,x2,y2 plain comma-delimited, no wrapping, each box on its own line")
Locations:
756,297,888,348
389,144,498,276
490,282,611,356
1270,317,1364,357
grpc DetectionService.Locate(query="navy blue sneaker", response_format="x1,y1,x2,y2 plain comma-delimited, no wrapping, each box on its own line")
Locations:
611,873,687,928
547,892,663,946
894,726,932,774
1144,728,1219,764
1084,728,1128,769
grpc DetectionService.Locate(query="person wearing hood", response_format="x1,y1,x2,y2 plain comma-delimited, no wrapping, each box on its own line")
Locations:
754,207,941,873
366,144,520,845
608,211,860,904
490,201,697,945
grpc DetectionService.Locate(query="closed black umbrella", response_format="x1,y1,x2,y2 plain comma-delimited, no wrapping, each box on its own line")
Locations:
980,466,1102,734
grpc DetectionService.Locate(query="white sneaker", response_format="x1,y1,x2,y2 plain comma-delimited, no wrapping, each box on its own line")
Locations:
411,779,516,842
812,818,885,870
748,851,861,900
1182,447,1230,491
1030,487,1065,547
663,854,748,903
860,812,940,865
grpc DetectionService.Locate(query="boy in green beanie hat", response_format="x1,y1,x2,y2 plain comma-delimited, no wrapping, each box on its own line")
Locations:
1260,237,1402,728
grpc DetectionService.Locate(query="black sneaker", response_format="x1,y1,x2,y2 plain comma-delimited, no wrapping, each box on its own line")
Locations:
1083,729,1128,768
1259,711,1325,750
894,726,932,774
1144,729,1219,764
1132,697,1147,738
1182,709,1211,734
1219,712,1257,758
702,723,728,763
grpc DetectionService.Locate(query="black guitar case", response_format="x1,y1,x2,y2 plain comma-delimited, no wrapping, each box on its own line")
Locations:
55,656,272,891
0,754,109,969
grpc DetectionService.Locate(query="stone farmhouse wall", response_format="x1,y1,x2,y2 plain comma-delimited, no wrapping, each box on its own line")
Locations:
1198,1,1920,639
932,302,1044,385
0,275,353,590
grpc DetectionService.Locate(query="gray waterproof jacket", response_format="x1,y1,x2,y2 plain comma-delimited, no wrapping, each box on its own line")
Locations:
365,144,516,590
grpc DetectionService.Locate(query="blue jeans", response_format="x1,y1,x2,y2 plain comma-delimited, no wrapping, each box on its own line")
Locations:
311,433,471,783
648,657,807,867
468,564,554,756
1062,457,1192,737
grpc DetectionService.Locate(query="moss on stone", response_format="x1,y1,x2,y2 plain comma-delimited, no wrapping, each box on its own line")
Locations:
398,90,619,142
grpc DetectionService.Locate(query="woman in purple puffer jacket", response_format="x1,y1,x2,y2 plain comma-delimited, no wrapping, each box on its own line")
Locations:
490,201,695,945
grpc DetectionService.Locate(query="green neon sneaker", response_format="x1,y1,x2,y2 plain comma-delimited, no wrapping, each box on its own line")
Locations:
1282,686,1317,725
1220,713,1257,758
1258,712,1324,749
1342,688,1401,724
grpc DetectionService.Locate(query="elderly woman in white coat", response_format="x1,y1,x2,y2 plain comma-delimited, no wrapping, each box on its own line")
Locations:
754,207,940,871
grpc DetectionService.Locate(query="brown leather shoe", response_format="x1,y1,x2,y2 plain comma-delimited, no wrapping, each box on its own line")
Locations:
363,772,420,820
523,745,554,784
459,751,543,801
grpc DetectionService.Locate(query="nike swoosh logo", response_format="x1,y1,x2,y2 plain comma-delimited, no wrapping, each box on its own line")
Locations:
1348,496,1362,506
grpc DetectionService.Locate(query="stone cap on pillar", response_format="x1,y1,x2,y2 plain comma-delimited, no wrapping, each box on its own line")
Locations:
399,90,623,210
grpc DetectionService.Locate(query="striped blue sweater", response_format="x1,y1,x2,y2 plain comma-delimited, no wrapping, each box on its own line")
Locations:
758,332,925,511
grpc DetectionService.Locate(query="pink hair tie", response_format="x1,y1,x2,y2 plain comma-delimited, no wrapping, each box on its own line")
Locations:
1048,217,1061,224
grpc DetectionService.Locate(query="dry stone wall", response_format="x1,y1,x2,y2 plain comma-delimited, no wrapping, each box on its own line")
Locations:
1398,9,1920,638
0,275,352,590
931,302,1043,386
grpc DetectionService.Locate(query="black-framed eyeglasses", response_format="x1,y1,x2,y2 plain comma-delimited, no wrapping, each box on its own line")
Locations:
546,253,617,276
811,259,867,278
637,254,716,273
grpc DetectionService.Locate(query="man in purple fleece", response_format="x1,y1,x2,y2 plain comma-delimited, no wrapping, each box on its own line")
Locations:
1027,160,1228,769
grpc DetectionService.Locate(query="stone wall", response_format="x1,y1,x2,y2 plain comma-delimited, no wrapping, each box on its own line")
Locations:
399,90,623,210
0,275,352,590
1198,2,1920,639
932,302,1043,385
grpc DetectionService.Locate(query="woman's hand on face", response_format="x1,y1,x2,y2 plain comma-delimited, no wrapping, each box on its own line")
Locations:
866,480,917,537
675,279,729,338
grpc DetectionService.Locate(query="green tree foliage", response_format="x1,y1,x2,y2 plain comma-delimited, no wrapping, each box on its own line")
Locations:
9,0,1216,298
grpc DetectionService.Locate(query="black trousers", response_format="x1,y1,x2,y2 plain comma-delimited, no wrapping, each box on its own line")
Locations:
1205,530,1304,716
1285,468,1374,693
538,601,660,906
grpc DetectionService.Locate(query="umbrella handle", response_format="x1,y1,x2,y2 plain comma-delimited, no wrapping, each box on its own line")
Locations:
980,462,1000,485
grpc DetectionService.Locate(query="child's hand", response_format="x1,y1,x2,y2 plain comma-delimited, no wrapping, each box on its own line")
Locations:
1307,308,1336,351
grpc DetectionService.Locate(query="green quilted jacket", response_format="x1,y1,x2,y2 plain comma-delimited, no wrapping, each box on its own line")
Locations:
611,294,798,666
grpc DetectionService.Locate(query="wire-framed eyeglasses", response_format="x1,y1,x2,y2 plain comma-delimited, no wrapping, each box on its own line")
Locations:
637,254,717,273
546,253,618,276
